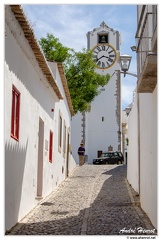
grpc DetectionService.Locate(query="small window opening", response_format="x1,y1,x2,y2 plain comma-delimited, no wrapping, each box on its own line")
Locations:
98,34,108,43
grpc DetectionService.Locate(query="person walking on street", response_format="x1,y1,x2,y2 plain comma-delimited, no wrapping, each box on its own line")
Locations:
78,142,85,166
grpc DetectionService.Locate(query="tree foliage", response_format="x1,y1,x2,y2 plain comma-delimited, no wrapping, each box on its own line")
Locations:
39,33,70,62
65,49,110,113
39,34,110,114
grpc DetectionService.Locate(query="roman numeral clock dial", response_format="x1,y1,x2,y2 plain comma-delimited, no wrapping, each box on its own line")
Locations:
92,43,117,69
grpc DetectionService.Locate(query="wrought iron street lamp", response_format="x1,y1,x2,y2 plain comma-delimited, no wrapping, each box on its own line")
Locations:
120,54,137,77
125,105,132,116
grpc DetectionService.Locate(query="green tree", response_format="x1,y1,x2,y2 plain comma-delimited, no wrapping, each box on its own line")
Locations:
39,33,70,62
65,49,110,113
39,34,110,114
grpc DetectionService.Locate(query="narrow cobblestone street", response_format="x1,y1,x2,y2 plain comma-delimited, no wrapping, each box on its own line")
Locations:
7,164,157,236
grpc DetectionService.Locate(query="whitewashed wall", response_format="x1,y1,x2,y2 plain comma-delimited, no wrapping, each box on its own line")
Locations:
122,110,128,164
5,48,57,230
127,92,139,193
71,112,83,165
40,62,76,197
139,86,157,228
5,10,76,231
127,86,157,228
71,72,120,165
5,21,58,230
86,76,119,163
49,62,76,171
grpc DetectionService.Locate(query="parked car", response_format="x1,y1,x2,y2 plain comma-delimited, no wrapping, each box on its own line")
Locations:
93,151,124,165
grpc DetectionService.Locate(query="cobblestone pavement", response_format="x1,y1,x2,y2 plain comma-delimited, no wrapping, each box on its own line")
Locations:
7,164,157,236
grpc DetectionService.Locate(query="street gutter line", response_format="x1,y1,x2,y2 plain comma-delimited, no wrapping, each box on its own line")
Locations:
80,172,102,235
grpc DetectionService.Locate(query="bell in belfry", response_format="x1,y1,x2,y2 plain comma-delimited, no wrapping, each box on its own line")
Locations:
100,35,106,43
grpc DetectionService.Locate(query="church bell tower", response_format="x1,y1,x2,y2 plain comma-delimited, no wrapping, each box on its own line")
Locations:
85,21,122,163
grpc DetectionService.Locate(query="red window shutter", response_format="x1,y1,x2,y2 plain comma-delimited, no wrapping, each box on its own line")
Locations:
11,89,15,135
49,131,53,163
11,85,20,141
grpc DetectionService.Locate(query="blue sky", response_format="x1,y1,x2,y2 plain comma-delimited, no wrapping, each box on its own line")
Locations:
2,0,160,111
22,3,137,110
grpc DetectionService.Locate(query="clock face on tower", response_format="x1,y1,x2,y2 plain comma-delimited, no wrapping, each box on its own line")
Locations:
91,43,117,69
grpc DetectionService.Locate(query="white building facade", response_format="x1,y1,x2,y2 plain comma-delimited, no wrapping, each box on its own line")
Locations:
5,5,76,232
121,109,129,165
127,5,157,228
72,22,122,164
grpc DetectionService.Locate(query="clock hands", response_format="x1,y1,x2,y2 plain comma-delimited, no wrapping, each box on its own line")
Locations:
96,55,113,63
103,55,114,62
96,55,104,62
